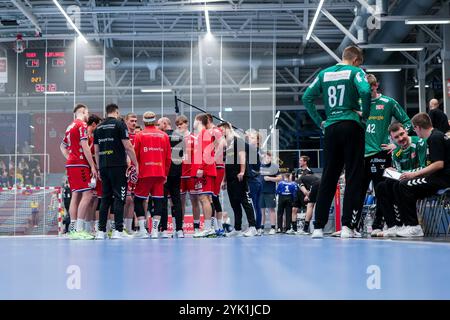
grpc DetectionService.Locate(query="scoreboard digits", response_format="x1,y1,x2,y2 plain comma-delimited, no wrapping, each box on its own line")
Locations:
22,49,73,94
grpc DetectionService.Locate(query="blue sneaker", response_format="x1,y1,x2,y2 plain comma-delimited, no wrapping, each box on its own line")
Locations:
215,229,225,237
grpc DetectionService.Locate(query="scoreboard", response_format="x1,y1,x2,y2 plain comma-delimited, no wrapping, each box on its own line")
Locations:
21,49,74,94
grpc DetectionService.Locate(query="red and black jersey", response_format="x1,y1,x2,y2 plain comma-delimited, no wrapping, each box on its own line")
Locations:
134,126,171,178
62,119,89,167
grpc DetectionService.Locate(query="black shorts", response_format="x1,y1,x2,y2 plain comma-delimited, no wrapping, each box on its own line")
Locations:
293,190,304,208
260,193,276,209
308,181,320,203
294,181,320,206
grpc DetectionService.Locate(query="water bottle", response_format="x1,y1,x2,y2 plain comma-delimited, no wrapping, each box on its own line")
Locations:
297,211,305,231
365,213,373,235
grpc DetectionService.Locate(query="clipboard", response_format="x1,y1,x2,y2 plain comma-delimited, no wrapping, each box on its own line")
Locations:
383,168,401,180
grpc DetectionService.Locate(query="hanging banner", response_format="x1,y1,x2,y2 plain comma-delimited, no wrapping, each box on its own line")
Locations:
84,55,104,81
0,58,7,83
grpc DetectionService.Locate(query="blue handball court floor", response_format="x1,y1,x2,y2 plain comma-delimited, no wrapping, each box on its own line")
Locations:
1,235,450,300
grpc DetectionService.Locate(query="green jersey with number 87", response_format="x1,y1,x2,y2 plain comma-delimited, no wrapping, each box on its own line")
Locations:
302,64,371,130
365,94,411,157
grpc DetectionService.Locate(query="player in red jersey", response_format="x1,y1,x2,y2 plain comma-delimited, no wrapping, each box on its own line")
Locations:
86,114,102,233
133,111,172,239
124,112,138,235
60,104,98,240
192,113,217,238
177,116,202,235
206,113,227,236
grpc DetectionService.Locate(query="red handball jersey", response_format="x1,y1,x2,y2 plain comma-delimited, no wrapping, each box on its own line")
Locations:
62,119,89,167
210,126,225,168
129,131,136,146
134,126,171,178
181,133,194,178
128,130,137,166
191,128,217,177
89,134,98,165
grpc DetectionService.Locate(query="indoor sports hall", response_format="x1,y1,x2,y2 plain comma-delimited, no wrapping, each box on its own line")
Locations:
0,0,449,301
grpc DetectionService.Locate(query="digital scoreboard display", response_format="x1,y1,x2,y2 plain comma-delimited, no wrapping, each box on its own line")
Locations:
22,49,73,94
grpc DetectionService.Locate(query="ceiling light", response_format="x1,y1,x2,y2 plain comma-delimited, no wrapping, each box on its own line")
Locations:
383,47,424,52
405,18,450,25
52,0,88,44
365,68,402,72
306,0,325,41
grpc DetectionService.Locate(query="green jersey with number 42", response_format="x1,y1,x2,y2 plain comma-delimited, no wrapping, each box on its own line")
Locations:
365,94,411,157
302,63,371,130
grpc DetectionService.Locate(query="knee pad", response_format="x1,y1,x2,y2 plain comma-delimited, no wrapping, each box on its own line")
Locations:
212,195,222,213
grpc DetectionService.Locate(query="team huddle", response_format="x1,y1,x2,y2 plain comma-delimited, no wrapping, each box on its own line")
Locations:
61,45,450,241
61,103,254,240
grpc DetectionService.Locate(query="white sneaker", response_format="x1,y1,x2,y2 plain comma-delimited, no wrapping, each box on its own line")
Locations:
122,229,134,238
371,229,382,237
133,229,149,239
95,231,106,240
397,225,424,237
256,229,263,236
226,230,242,237
160,231,170,239
111,230,126,239
296,230,310,235
151,229,159,239
194,228,200,237
243,226,257,237
286,228,295,235
193,228,215,238
268,228,276,235
341,226,354,238
175,230,185,238
353,229,362,238
381,226,399,237
311,228,323,239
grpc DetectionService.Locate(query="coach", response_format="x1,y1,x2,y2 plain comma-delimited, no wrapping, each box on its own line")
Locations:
94,104,139,239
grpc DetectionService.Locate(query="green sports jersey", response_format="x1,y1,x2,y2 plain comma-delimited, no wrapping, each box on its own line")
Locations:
392,136,427,172
302,63,371,129
365,94,411,157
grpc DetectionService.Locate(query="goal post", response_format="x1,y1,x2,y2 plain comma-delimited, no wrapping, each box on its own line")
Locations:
0,186,62,236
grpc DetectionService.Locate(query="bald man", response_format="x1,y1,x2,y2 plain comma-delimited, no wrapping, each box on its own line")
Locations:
158,117,184,238
428,99,450,134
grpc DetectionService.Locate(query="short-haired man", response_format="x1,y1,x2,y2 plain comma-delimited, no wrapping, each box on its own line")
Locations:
395,113,450,237
428,98,450,134
217,122,257,237
374,122,427,237
133,112,171,239
123,112,138,235
192,113,217,238
207,113,227,236
177,115,202,235
86,114,102,233
290,155,314,234
259,151,282,235
94,104,139,240
363,74,411,236
158,116,184,238
292,156,313,181
302,45,371,238
60,104,98,240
